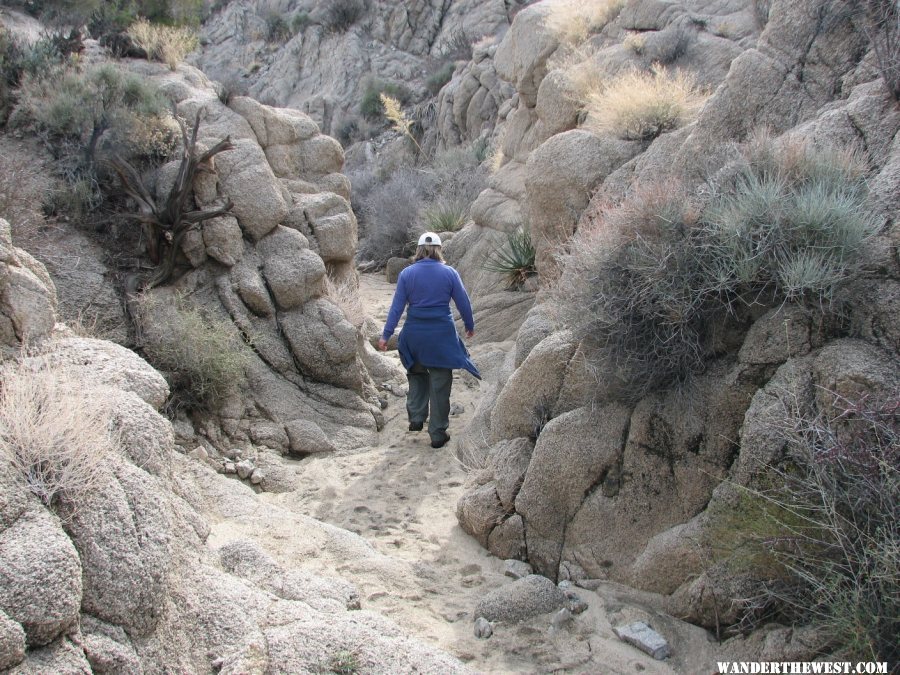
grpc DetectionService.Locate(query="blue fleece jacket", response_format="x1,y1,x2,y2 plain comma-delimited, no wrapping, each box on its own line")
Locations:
382,259,480,378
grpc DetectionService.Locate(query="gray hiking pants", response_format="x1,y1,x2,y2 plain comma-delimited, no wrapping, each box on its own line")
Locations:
406,363,452,443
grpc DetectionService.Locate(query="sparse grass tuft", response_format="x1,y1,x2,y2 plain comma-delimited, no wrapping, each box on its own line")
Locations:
426,61,456,95
323,275,366,329
0,359,117,510
543,0,625,45
583,65,708,141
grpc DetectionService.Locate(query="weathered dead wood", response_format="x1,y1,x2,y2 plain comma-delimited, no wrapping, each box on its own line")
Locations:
110,109,234,290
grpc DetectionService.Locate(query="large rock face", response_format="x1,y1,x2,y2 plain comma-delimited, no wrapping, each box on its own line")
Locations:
0,331,470,673
195,0,528,138
455,0,900,633
114,61,400,455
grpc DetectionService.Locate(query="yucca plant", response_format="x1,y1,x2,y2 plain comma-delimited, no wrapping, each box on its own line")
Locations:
483,227,537,289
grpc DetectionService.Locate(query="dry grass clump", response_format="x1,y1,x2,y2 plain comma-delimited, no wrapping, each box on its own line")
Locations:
583,66,708,141
0,359,117,509
127,18,198,70
543,0,625,45
323,275,366,329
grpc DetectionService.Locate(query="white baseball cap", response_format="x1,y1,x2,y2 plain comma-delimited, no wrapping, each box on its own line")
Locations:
417,231,442,246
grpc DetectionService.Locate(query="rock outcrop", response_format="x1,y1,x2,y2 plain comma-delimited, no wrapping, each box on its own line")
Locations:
195,0,528,139
454,0,900,631
0,267,470,671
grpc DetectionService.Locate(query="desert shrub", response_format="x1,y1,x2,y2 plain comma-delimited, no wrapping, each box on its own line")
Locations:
556,138,877,401
719,392,899,664
483,227,537,289
426,61,456,95
355,166,432,266
127,18,198,69
13,61,173,184
265,11,291,43
215,75,249,105
0,359,117,509
430,145,488,207
359,79,412,120
623,32,645,54
700,137,875,306
583,65,708,141
543,0,625,45
323,0,367,33
138,295,252,409
437,28,472,61
291,10,311,33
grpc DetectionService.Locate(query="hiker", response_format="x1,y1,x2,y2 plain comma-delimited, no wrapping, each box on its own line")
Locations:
378,232,480,449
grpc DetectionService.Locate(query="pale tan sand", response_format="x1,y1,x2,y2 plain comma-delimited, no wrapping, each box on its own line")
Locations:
206,273,722,674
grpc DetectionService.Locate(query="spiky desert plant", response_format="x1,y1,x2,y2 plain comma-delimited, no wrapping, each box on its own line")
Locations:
483,227,537,289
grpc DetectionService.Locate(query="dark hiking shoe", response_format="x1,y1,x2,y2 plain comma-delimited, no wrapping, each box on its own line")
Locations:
409,421,424,431
431,432,450,449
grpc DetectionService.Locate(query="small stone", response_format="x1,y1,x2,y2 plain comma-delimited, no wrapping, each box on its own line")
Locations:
236,459,254,479
378,396,388,410
551,608,572,628
450,402,465,416
222,447,243,460
564,590,588,615
557,580,573,590
613,621,671,660
474,617,493,639
224,462,236,474
504,559,533,579
250,469,265,485
189,446,209,460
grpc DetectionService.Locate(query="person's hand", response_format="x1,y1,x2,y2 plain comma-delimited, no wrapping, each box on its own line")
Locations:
377,337,388,351
465,329,475,339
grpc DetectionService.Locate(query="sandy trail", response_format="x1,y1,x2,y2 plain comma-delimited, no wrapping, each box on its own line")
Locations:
211,273,719,674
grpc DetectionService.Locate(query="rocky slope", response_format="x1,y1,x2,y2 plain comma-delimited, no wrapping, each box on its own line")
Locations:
195,0,528,143
452,0,900,630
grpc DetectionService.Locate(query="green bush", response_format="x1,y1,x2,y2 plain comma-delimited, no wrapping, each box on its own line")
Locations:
323,0,367,33
265,11,291,43
15,62,168,150
426,61,456,95
291,10,311,33
556,138,878,401
139,295,252,410
483,227,537,290
359,79,411,120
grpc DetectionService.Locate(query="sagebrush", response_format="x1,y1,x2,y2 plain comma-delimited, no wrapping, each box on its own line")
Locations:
555,137,878,401
0,359,117,509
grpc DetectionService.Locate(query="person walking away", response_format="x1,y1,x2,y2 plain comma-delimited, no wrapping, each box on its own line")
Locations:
378,232,480,448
